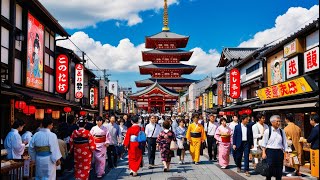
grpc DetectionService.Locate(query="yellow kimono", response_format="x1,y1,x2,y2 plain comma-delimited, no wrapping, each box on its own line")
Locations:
186,123,206,162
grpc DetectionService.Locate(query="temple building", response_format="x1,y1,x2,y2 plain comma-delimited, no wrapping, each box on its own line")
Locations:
131,0,197,113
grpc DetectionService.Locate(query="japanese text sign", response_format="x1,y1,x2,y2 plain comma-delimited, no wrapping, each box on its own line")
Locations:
304,46,319,73
75,64,84,99
208,91,213,108
217,81,224,106
104,96,109,110
226,72,230,96
286,56,299,79
94,88,98,106
229,68,240,99
110,94,114,110
90,88,94,105
284,40,297,57
195,98,199,111
55,54,69,94
257,76,313,101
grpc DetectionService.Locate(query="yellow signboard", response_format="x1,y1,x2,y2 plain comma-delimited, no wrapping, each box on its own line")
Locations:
110,95,114,110
208,91,213,108
199,96,203,107
257,76,313,101
104,96,109,110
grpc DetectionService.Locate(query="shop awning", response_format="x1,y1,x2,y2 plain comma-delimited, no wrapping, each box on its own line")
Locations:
223,100,261,110
82,108,99,113
253,102,317,112
241,76,262,87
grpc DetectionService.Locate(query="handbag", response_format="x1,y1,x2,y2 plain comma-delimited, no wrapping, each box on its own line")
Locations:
255,159,270,176
177,139,184,149
183,140,189,151
170,140,178,150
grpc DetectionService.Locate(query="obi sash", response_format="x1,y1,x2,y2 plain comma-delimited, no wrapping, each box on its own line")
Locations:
35,146,51,156
221,136,231,143
190,132,201,138
73,137,89,144
94,135,106,143
130,135,137,142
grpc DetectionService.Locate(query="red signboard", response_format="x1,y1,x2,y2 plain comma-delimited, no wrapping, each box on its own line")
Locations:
75,64,84,99
217,81,224,106
55,54,69,94
94,88,98,106
229,68,240,99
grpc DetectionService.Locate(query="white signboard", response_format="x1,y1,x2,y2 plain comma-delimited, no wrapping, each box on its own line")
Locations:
304,46,319,73
108,81,118,96
226,71,230,96
89,88,94,105
75,64,84,99
284,40,297,58
286,56,299,79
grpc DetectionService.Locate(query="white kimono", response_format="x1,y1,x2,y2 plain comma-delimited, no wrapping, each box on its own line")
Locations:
22,131,33,144
29,128,62,180
4,129,25,159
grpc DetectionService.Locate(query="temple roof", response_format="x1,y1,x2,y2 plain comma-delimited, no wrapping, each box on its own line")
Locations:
139,63,196,75
147,31,189,39
143,49,192,54
135,77,197,87
217,47,259,67
142,49,193,61
131,81,179,97
145,31,189,48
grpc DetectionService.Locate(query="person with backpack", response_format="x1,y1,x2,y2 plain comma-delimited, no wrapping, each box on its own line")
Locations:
123,116,145,177
261,115,289,180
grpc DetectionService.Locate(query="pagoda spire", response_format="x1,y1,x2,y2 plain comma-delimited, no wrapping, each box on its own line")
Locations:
162,0,170,31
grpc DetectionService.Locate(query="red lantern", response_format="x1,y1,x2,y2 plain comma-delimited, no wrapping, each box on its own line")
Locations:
243,109,252,115
79,111,86,116
45,109,52,114
226,111,231,116
64,107,72,113
239,110,243,115
15,100,26,111
219,111,225,116
23,105,36,115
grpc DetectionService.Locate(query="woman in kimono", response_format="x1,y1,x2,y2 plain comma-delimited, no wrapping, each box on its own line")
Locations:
4,119,26,159
214,117,233,169
175,119,187,164
90,116,111,178
156,120,177,172
123,116,144,176
186,114,206,164
69,119,96,180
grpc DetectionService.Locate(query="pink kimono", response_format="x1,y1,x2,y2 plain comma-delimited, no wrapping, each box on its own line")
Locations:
90,125,111,176
214,125,233,167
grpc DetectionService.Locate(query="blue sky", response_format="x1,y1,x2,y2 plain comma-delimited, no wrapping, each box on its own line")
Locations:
43,0,319,92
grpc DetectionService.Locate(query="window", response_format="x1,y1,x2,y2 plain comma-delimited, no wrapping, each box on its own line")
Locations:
16,4,22,30
45,31,50,48
44,29,55,93
50,35,54,51
1,0,10,19
44,72,49,91
14,58,21,84
247,86,259,99
1,27,9,64
246,62,260,75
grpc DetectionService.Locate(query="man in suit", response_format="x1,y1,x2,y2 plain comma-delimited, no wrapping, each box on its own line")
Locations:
306,114,319,150
233,114,253,177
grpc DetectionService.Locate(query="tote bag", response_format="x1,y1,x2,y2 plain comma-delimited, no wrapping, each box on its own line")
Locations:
170,140,178,150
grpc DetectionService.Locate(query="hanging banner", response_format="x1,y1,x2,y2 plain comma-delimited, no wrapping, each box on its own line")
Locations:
230,68,240,99
286,56,299,79
94,88,98,106
226,72,230,96
195,98,199,111
199,96,203,107
257,76,314,101
110,94,114,110
26,12,44,90
90,88,94,105
217,81,224,106
75,64,84,99
55,54,69,94
304,46,319,73
104,96,109,110
208,91,213,108
203,93,208,110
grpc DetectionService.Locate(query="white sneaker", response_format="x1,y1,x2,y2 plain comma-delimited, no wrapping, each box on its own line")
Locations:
178,161,182,164
221,166,226,169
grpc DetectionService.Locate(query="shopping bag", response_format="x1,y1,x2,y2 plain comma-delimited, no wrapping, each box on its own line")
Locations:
170,140,178,150
177,139,184,149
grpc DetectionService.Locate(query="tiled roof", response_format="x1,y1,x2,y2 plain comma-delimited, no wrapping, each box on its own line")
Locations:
147,31,189,39
217,47,258,67
143,49,192,54
131,81,179,97
135,78,197,84
139,64,196,69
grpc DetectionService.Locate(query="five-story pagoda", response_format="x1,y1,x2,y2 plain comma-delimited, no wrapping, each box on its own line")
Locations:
131,0,197,113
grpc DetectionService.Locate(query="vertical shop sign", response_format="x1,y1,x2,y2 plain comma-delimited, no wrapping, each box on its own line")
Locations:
104,96,109,110
286,56,299,79
75,64,84,99
304,47,319,73
229,68,240,99
208,91,213,108
55,54,69,94
110,94,114,110
90,88,94,105
217,81,224,106
94,88,98,106
226,71,230,96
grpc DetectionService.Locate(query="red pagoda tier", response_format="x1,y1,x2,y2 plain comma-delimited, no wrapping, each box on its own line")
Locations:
131,0,198,113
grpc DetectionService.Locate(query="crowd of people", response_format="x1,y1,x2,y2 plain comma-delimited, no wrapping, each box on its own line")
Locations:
2,112,319,180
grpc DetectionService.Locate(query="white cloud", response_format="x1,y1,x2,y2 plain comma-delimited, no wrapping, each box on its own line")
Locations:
239,5,319,47
57,32,221,76
39,0,178,29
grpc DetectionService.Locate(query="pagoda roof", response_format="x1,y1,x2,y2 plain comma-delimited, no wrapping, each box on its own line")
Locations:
217,47,259,67
139,63,196,74
147,31,189,39
142,49,193,61
131,81,179,98
145,31,189,49
135,77,197,87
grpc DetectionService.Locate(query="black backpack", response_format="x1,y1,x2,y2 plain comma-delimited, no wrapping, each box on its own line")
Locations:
268,126,285,148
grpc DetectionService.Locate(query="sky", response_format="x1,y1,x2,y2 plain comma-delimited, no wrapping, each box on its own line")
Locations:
39,0,319,92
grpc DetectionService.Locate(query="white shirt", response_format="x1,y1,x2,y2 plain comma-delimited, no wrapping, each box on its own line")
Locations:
22,131,33,144
228,121,238,133
261,126,288,151
205,121,219,136
241,123,247,141
252,123,269,148
4,129,25,159
145,123,161,138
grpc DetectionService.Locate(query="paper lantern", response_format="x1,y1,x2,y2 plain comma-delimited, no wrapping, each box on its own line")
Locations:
79,111,86,116
239,110,243,115
64,107,72,113
242,109,252,115
219,111,225,116
52,111,60,119
23,105,36,115
226,112,231,116
45,108,52,114
35,109,44,120
15,100,26,111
